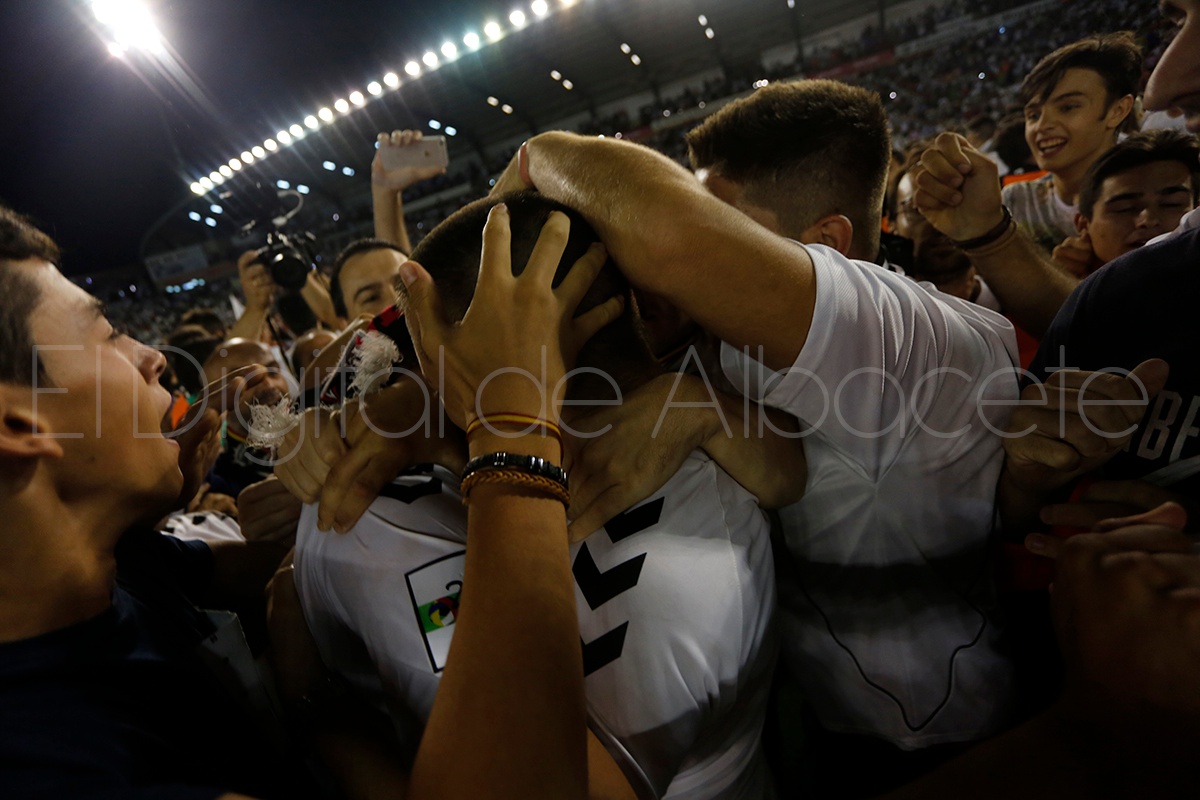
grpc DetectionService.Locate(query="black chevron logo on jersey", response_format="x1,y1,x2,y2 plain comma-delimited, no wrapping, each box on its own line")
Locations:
378,478,443,504
603,497,665,543
581,622,628,677
573,543,646,611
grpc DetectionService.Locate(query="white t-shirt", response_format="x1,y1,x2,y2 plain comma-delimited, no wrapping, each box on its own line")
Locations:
720,243,1019,749
295,455,777,799
1002,173,1078,254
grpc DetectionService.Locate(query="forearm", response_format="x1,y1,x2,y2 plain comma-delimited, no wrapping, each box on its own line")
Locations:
701,391,807,508
969,232,1078,337
410,435,585,800
229,306,270,342
525,132,814,370
373,185,412,253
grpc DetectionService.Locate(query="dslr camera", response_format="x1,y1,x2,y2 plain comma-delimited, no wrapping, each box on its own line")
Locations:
253,230,318,291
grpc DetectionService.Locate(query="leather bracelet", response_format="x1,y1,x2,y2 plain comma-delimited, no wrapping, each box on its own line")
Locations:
460,469,569,506
461,451,568,489
951,205,1014,250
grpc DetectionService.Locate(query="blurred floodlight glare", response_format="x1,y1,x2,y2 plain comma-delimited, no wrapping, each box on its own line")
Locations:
464,32,480,48
92,0,163,53
501,103,514,114
289,124,304,137
264,138,278,150
384,72,400,88
334,98,350,113
531,0,549,17
405,61,421,76
278,130,292,144
189,182,203,194
484,21,502,40
422,51,439,68
368,81,383,95
318,107,334,122
240,151,253,163
441,42,457,58
510,10,527,27
229,158,242,170
350,91,365,105
198,177,213,190
251,145,265,158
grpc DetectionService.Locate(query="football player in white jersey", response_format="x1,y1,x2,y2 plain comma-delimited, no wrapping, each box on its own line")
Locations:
290,193,780,799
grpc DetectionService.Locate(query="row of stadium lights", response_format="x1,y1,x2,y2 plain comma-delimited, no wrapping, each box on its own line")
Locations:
189,0,583,195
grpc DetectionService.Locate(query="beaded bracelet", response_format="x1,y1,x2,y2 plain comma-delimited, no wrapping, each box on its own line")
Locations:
460,469,570,507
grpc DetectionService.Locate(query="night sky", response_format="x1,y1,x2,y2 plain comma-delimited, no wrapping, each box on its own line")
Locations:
0,0,504,275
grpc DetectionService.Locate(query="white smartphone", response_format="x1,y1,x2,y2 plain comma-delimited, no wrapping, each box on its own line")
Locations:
379,136,449,171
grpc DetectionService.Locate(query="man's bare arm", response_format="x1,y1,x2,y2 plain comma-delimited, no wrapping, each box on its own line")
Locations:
523,132,816,372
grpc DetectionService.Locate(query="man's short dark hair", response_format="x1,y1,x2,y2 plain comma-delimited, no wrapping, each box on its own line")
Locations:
685,79,891,258
409,191,652,396
165,324,223,394
1020,32,1142,133
330,238,408,318
178,307,226,337
1078,130,1200,219
0,205,61,386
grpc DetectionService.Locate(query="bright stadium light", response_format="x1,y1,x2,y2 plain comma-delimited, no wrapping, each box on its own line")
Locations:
107,42,126,58
289,124,304,137
384,72,400,88
405,61,421,76
531,0,549,17
264,138,278,151
510,10,527,27
561,0,577,7
210,204,223,214
705,27,715,39
323,161,336,171
550,70,561,80
487,96,499,106
278,130,292,144
198,176,213,190
368,81,383,95
229,158,242,171
562,79,574,90
630,54,642,65
501,103,514,114
276,179,290,189
92,0,164,54
219,165,233,178
698,14,708,25
620,43,631,54
429,119,442,130
251,145,265,158
205,217,216,227
342,166,355,176
188,211,201,221
484,21,502,40
445,126,458,136
240,150,254,164
464,31,480,48
334,98,350,113
422,51,439,68
350,90,365,105
296,184,310,194
190,182,204,194
319,107,334,122
209,171,224,184
441,41,457,58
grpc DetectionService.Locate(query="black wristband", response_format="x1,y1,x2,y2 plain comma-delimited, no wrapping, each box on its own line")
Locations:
462,451,568,491
951,205,1013,250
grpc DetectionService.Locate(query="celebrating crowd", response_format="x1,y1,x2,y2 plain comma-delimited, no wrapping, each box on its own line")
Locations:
2,0,1200,798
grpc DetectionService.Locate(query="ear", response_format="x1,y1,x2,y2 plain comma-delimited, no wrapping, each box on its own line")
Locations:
1105,94,1135,131
1075,211,1090,235
800,214,855,257
0,388,64,461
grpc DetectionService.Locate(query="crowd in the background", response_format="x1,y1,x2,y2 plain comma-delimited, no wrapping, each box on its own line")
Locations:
4,0,1200,798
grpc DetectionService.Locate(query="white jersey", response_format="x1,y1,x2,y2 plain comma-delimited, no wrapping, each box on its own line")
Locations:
295,455,777,799
720,242,1019,749
160,509,244,545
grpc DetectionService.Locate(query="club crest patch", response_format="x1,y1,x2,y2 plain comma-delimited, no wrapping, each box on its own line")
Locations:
405,551,466,672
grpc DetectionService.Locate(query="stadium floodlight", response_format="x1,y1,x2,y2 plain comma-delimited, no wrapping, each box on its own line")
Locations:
350,90,365,105
241,150,254,164
550,70,561,80
334,98,350,113
218,165,233,178
92,0,164,54
630,54,642,65
510,10,527,27
705,27,715,39
264,138,278,151
188,211,201,221
251,145,265,158
620,43,631,54
487,96,500,106
561,0,577,7
107,42,126,58
205,217,216,227
531,0,549,17
562,79,574,90
318,107,334,122
384,72,400,89
698,14,707,25
501,103,514,114
368,81,383,96
278,130,293,145
323,161,336,171
297,184,310,194
276,180,290,189
198,176,213,190
464,31,480,48
445,126,458,136
303,115,318,129
441,42,457,58
422,52,439,68
342,166,355,176
210,204,223,214
210,171,224,184
405,61,421,76
229,158,242,171
484,21,502,40
190,182,204,194
429,119,442,130
290,124,304,137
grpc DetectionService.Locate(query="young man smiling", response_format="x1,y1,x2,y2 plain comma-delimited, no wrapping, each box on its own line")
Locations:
1003,33,1141,253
